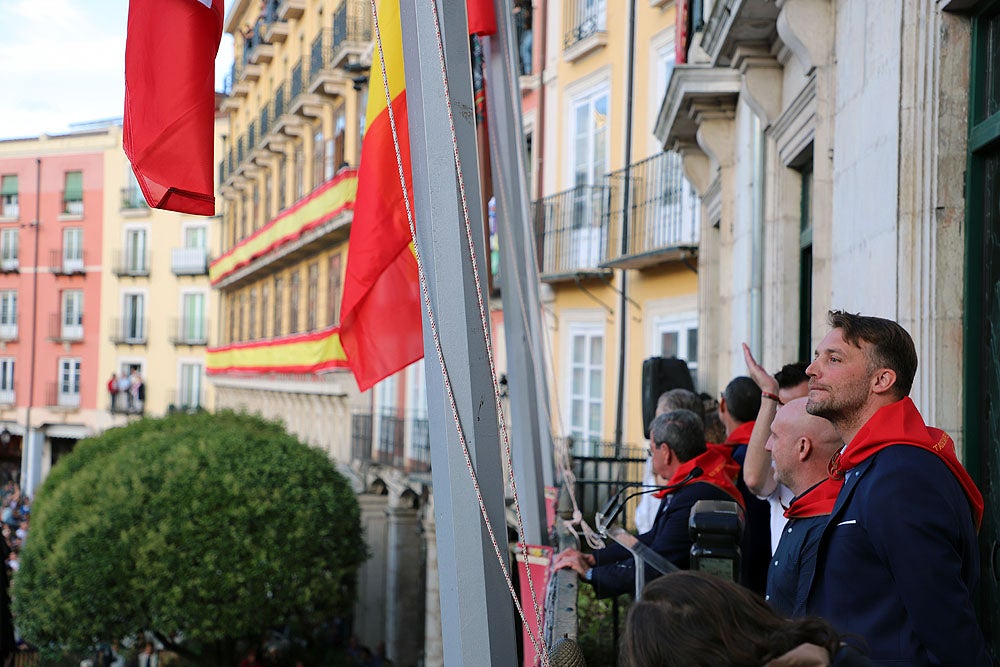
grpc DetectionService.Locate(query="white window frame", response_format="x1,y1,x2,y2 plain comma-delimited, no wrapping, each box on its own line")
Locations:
57,357,81,407
646,297,699,388
124,226,149,274
61,290,83,340
0,358,13,405
564,315,605,456
0,175,18,219
0,291,15,340
0,229,17,271
182,223,208,250
180,290,207,343
122,291,146,343
63,227,83,273
178,361,204,411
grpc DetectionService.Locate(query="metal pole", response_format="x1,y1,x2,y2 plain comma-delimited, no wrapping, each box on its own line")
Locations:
397,0,518,662
22,158,41,495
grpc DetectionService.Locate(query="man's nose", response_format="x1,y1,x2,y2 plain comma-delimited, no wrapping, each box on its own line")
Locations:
805,359,818,377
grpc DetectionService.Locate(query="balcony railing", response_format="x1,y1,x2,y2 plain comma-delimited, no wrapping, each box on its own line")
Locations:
121,187,149,211
168,388,205,413
170,318,209,346
351,411,431,473
48,249,86,275
1,202,19,219
310,28,334,79
61,193,83,216
331,0,372,68
48,313,83,342
566,438,647,532
604,152,700,268
112,250,150,277
0,256,17,273
533,184,613,278
171,247,209,276
563,0,607,50
110,318,148,345
0,324,16,341
0,387,13,405
46,382,80,409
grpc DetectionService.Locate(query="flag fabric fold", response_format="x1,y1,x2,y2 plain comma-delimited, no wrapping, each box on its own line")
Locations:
123,0,223,216
339,0,423,391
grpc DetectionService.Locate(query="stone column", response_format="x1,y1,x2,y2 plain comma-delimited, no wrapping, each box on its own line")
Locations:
354,493,389,649
422,497,443,667
384,493,423,666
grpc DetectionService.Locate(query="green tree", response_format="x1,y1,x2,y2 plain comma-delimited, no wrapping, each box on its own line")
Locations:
13,411,367,666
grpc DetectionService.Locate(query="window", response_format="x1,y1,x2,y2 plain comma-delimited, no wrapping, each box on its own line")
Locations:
122,168,146,209
248,287,258,340
567,324,604,454
328,253,342,325
63,227,83,273
57,357,81,407
289,270,301,334
0,228,17,271
313,129,326,189
307,262,319,331
61,290,83,340
184,224,207,249
181,293,206,343
799,163,814,362
122,293,146,343
261,283,270,338
653,314,699,384
333,110,346,175
0,291,16,339
273,276,284,336
0,175,18,218
179,362,203,410
125,228,148,274
568,84,609,268
0,358,13,404
294,143,305,199
277,155,287,211
63,171,83,215
238,293,246,342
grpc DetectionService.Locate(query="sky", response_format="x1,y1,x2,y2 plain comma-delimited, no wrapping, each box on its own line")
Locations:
0,0,234,141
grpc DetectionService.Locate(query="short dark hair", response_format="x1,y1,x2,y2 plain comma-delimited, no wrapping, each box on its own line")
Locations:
828,310,917,397
649,410,706,462
655,388,705,420
722,376,761,423
621,571,843,667
774,362,809,390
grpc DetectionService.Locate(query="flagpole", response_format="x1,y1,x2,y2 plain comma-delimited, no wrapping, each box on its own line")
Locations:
397,0,518,663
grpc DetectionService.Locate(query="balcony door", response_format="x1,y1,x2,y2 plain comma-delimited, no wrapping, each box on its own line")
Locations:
63,227,83,273
0,229,17,271
373,375,401,466
566,322,604,456
570,86,609,268
58,357,81,407
61,290,83,340
125,228,147,274
179,362,203,410
181,293,206,342
123,293,145,342
0,358,12,405
0,291,15,340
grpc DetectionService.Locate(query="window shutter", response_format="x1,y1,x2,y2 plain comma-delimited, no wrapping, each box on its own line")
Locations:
0,176,17,196
64,171,83,200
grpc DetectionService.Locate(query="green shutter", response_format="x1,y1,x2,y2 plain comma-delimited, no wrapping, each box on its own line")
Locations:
0,176,16,196
64,171,83,200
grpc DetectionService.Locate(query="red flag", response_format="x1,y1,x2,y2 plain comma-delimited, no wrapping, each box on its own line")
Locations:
123,0,222,216
339,0,423,391
467,0,497,36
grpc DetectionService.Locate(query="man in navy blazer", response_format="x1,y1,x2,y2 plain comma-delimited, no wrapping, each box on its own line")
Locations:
553,409,743,598
804,311,991,666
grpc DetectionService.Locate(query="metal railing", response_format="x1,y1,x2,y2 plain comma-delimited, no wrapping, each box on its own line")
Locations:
171,246,209,275
351,411,432,472
605,152,700,259
566,438,648,532
170,318,209,346
48,249,86,275
332,0,372,65
109,317,148,345
121,187,148,210
61,192,83,216
48,313,83,342
563,0,607,49
533,184,612,276
0,323,16,341
310,28,334,77
0,387,13,405
46,382,80,409
112,249,149,277
168,387,205,413
259,101,271,137
291,58,306,100
0,202,18,219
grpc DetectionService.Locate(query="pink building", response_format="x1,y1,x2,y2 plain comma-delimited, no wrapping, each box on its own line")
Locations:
0,132,106,492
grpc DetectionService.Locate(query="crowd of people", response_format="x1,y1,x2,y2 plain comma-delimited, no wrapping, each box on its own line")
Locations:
106,369,145,414
555,310,994,666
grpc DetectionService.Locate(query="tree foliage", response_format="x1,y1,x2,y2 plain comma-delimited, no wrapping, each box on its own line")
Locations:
13,411,367,665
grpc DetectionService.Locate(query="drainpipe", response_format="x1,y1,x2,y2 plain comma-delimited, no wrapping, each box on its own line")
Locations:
22,158,41,495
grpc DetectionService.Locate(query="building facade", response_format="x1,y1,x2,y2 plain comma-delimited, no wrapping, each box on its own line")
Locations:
655,0,999,648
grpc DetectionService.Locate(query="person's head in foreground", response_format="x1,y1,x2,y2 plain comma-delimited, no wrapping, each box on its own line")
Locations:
621,571,863,667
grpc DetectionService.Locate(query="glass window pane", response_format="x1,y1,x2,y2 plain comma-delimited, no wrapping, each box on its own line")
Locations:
589,336,603,364
589,370,601,398
687,328,698,364
661,331,678,358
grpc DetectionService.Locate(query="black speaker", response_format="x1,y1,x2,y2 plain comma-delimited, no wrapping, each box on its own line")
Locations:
642,356,694,438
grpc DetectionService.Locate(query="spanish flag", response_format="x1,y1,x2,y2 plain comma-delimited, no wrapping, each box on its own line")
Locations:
339,0,423,392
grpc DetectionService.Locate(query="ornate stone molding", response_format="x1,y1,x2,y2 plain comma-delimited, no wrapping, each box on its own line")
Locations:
776,0,834,73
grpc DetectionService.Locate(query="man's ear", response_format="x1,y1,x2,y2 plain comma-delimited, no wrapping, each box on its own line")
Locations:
719,397,728,416
870,368,898,396
797,437,812,462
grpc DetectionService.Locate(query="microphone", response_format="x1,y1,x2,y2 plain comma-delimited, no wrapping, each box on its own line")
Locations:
596,467,703,532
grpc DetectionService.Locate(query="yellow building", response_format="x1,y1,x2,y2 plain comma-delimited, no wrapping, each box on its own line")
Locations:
532,0,700,458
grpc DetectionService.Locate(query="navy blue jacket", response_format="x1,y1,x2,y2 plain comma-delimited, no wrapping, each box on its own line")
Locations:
729,442,773,595
805,446,991,666
765,512,827,617
589,481,734,598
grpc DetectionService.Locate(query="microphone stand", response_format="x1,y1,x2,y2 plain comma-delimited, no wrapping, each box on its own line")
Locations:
593,467,702,599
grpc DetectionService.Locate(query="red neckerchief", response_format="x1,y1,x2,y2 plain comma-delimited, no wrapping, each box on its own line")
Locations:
707,443,741,485
723,421,756,447
783,477,840,519
655,447,746,509
828,397,984,530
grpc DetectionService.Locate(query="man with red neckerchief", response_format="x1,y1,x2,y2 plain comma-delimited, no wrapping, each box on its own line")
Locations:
763,397,843,618
719,376,772,594
804,311,990,666
552,410,744,598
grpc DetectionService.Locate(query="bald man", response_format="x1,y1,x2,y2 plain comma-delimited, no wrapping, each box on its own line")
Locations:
763,398,842,616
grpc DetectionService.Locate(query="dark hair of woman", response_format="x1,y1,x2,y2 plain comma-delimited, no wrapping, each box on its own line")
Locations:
621,571,844,667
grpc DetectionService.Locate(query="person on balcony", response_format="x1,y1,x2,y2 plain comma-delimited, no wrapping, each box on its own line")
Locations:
552,409,744,598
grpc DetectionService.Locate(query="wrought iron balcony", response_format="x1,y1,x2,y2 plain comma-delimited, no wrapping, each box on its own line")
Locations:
112,250,150,277
331,0,372,69
603,152,700,269
563,0,607,59
110,317,149,346
171,247,209,276
532,184,613,280
169,318,209,346
0,387,13,406
167,388,205,413
121,187,149,211
0,255,18,273
49,249,86,276
351,411,432,473
48,313,83,343
61,191,83,217
0,323,16,342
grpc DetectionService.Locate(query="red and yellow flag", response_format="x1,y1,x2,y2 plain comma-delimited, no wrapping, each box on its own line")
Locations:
339,0,423,391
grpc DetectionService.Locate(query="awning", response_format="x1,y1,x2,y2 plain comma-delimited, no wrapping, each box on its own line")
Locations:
43,423,90,439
